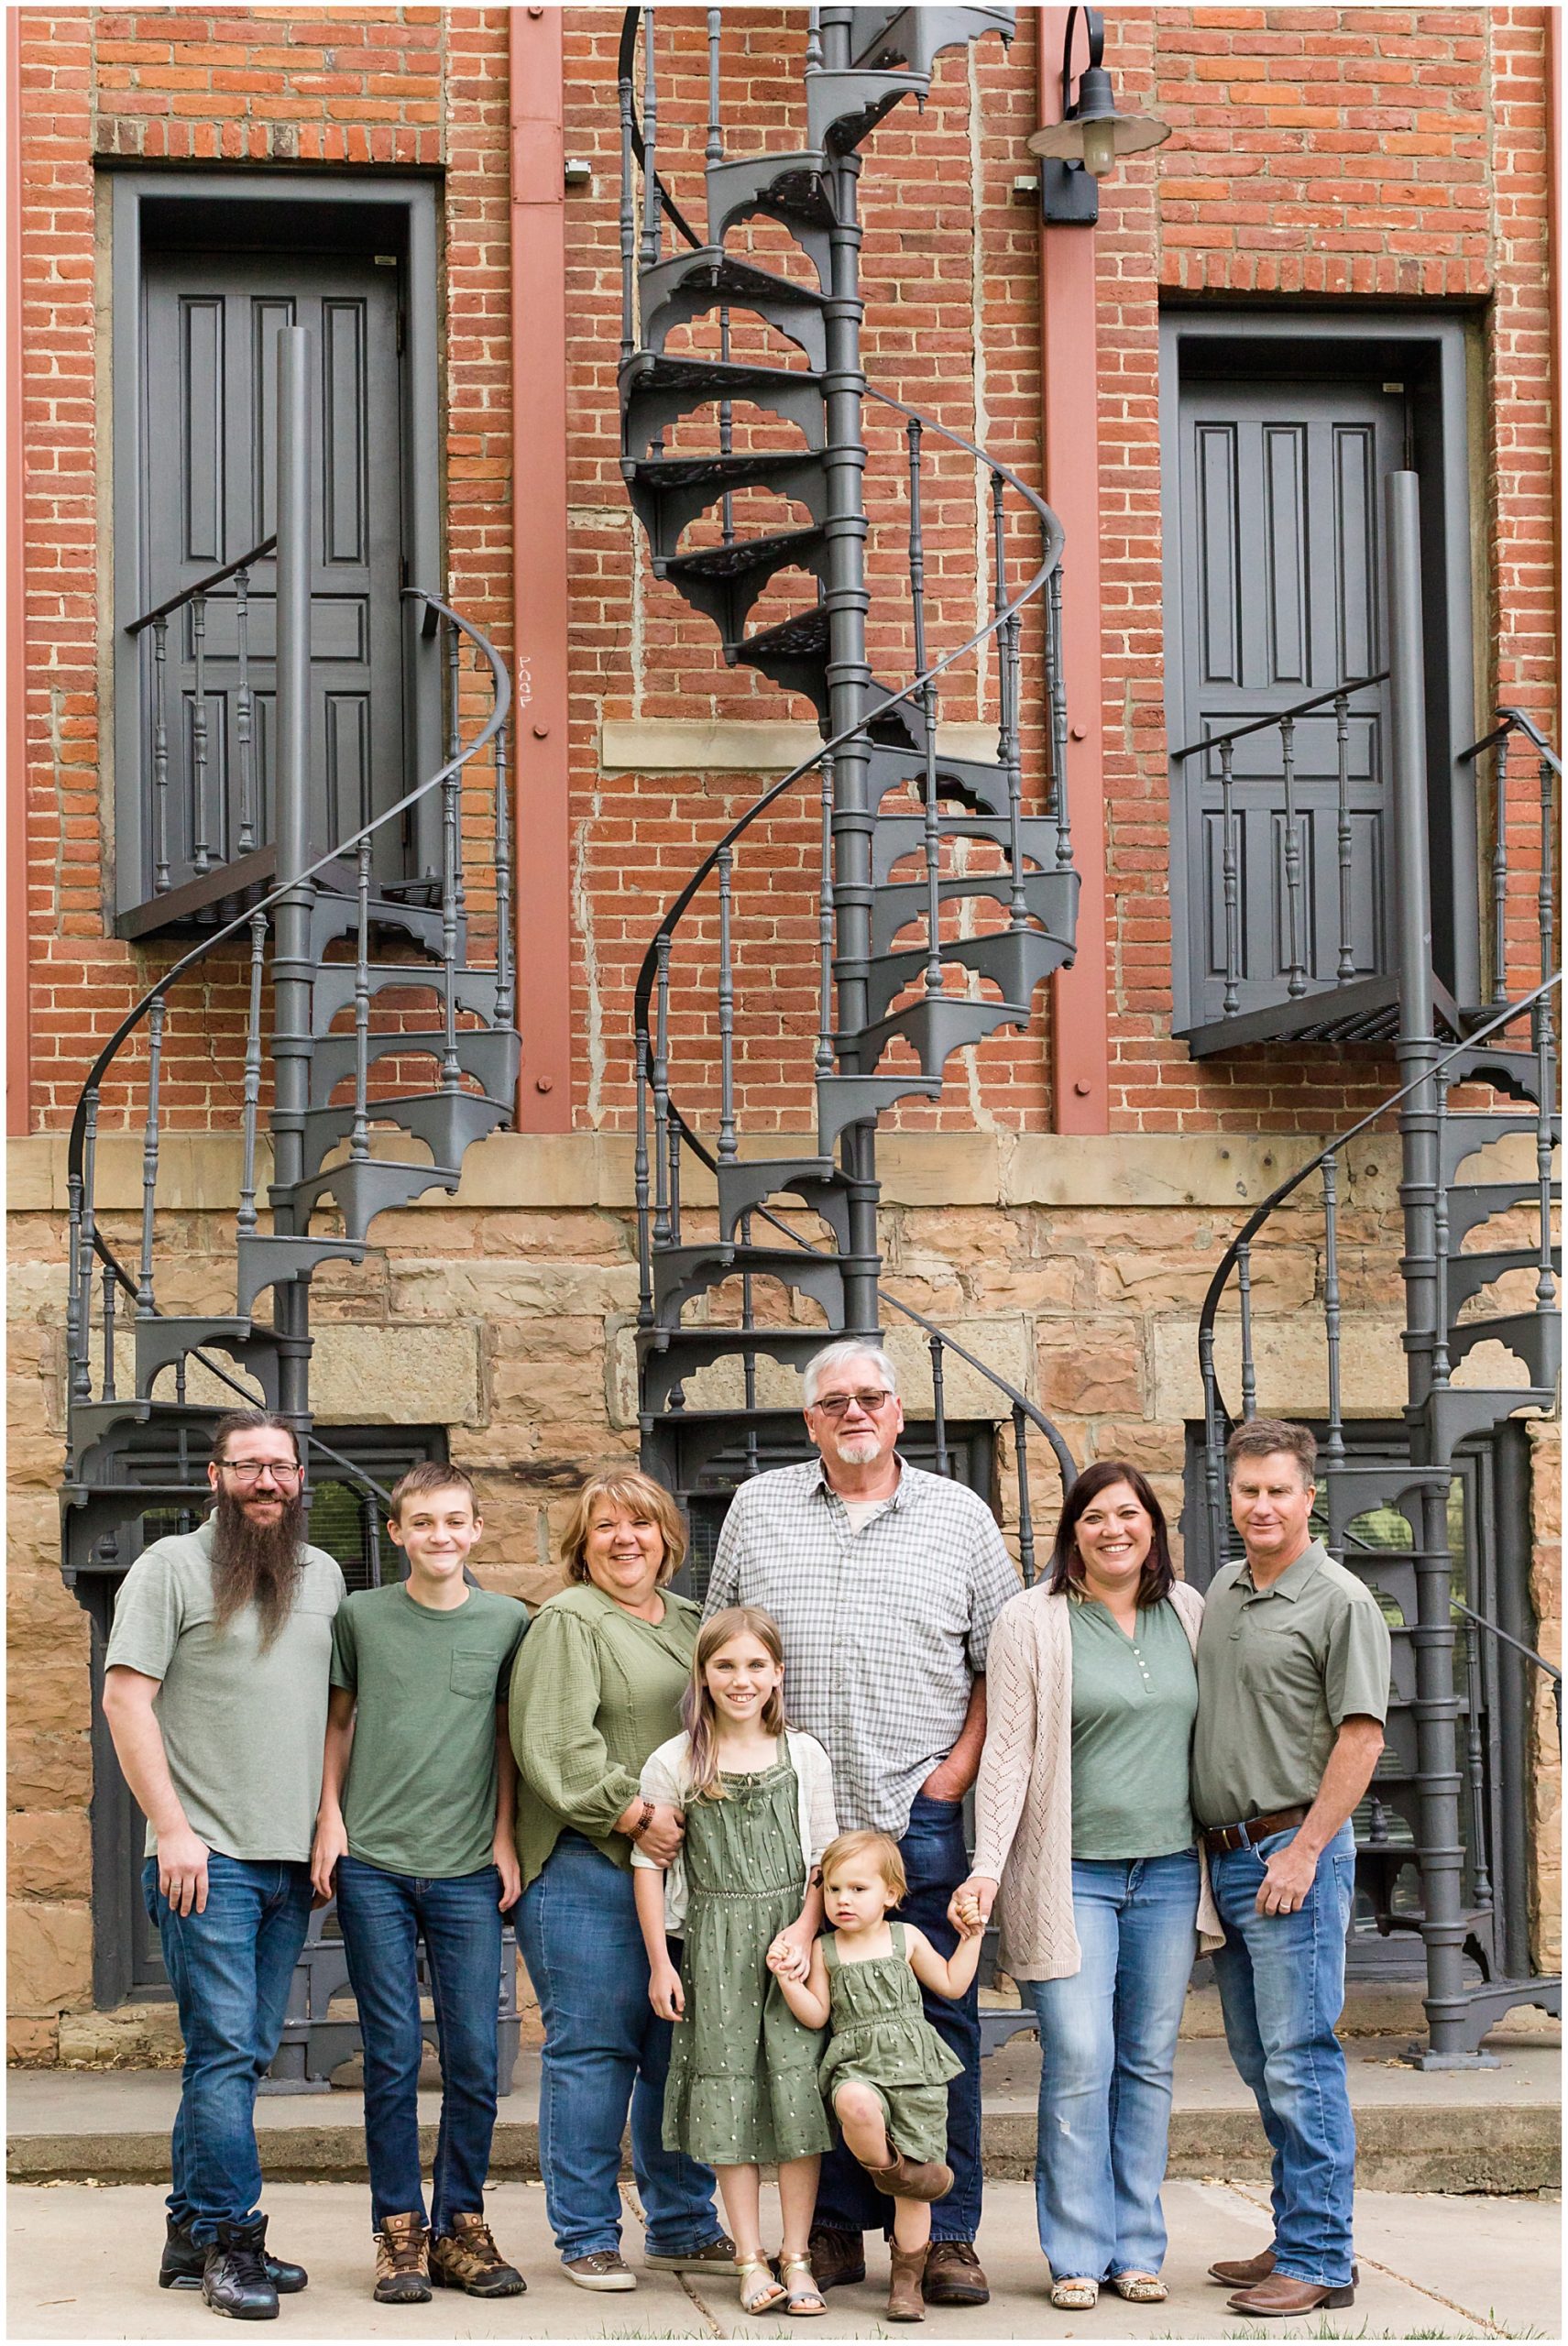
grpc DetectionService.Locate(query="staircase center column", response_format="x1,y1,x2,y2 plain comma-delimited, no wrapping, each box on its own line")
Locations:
269,324,316,1431
1387,467,1476,2067
817,6,880,1335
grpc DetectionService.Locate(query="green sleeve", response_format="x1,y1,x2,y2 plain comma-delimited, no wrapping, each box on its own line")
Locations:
510,1607,641,1837
329,1597,358,1693
1325,1595,1392,1727
103,1548,182,1683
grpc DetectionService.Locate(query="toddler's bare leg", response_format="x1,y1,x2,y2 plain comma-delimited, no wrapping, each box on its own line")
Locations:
832,2083,891,2168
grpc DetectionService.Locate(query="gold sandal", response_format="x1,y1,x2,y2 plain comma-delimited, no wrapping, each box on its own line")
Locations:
779,2253,827,2317
1112,2271,1168,2303
1050,2277,1099,2310
737,2257,787,2316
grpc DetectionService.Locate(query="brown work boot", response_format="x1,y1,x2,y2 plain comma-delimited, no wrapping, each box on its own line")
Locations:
1228,2273,1356,2318
921,2239,990,2306
1210,2248,1359,2288
373,2212,432,2305
806,2227,866,2291
863,2148,954,2204
887,2242,927,2322
429,2212,526,2297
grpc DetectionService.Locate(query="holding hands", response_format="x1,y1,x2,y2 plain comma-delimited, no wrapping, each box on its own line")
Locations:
948,1873,997,1939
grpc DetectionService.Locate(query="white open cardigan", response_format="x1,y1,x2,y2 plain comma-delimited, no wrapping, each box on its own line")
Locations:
632,1725,839,1935
970,1578,1224,1981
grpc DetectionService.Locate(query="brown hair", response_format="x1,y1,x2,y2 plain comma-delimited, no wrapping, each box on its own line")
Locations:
1225,1418,1317,1486
682,1606,789,1802
389,1461,481,1524
559,1468,686,1587
1047,1459,1174,1606
821,1830,907,1909
210,1409,299,1467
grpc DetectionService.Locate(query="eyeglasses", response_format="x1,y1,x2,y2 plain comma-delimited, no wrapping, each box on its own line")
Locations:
811,1390,895,1420
219,1459,302,1483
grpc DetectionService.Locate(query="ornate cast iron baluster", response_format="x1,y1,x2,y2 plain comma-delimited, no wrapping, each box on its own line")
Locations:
1464,1614,1493,1913
741,1207,758,1480
652,935,672,1247
816,753,837,1081
1321,1147,1345,1474
929,1333,949,1477
151,614,171,894
494,714,514,1028
992,472,1025,930
101,1264,117,1402
440,623,462,1091
237,911,268,1236
1491,730,1510,1003
352,833,373,1160
1047,566,1071,869
717,843,737,1163
906,421,942,997
1220,735,1240,1015
1280,711,1306,998
75,1086,100,1403
1200,1323,1226,1570
634,1025,653,1327
137,996,166,1318
619,57,637,362
1536,746,1557,1311
1237,1237,1255,1420
640,9,661,269
191,590,211,875
1432,1080,1451,1387
65,1165,84,1432
235,565,257,854
1012,1401,1036,1586
1334,689,1354,983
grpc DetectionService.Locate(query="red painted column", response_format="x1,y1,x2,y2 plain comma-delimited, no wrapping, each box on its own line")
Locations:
510,5,573,1133
1037,8,1110,1135
7,11,31,1135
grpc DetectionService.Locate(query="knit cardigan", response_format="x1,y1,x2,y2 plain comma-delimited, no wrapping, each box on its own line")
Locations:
970,1579,1224,1981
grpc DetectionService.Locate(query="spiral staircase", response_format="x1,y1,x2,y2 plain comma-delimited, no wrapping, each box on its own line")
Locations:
615,5,1080,1555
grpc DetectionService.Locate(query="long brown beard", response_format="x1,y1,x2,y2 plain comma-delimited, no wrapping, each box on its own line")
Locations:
210,1487,307,1649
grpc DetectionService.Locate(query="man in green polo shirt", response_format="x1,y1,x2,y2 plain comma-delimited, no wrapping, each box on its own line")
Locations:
1192,1419,1390,2320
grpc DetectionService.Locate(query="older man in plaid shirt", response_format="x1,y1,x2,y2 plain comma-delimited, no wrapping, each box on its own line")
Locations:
704,1336,1018,2308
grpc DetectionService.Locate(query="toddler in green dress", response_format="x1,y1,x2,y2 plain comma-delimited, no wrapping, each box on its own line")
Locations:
773,1830,985,2323
633,1607,838,2318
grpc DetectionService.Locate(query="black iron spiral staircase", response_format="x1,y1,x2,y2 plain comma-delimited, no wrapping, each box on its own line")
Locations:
1196,477,1562,2064
60,326,521,1614
617,5,1080,1576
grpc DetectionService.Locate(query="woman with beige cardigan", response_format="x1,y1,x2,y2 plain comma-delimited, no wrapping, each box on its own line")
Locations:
951,1461,1223,2312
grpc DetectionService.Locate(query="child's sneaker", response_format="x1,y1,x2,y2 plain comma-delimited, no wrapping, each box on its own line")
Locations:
373,2212,432,2304
429,2212,526,2297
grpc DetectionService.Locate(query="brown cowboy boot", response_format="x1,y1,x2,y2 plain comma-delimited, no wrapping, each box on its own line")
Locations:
862,2149,954,2203
1210,2248,1360,2289
1228,2273,1357,2318
887,2242,927,2322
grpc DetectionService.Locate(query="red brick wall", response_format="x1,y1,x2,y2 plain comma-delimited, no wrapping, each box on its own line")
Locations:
15,6,1557,1139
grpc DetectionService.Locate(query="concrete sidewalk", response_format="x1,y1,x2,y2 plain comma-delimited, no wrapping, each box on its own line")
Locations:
9,2032,1560,2194
6,2176,1560,2340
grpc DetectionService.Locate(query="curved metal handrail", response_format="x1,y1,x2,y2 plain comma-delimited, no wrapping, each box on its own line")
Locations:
1196,970,1563,1432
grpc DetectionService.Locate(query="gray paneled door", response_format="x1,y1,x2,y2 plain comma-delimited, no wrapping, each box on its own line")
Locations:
140,250,406,885
1170,373,1407,1030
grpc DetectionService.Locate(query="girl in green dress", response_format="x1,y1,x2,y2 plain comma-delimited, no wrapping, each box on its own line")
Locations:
633,1607,838,2318
773,1830,985,2324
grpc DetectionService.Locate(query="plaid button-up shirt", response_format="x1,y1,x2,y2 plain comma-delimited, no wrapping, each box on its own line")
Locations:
705,1455,1019,1835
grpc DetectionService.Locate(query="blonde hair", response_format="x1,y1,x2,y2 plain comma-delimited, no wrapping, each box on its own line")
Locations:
559,1468,686,1588
682,1606,788,1802
820,1829,907,1909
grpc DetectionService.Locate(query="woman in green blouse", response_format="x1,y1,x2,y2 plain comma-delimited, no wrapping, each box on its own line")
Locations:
510,1469,729,2293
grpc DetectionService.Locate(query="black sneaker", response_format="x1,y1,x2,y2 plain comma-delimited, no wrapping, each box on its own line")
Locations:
161,2215,306,2295
202,2218,281,2320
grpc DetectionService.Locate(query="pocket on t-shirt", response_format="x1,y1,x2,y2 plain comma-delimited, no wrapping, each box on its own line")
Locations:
450,1650,498,1698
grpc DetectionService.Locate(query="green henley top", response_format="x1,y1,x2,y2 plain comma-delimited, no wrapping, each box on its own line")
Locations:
331,1581,529,1879
509,1581,702,1889
1068,1595,1199,1858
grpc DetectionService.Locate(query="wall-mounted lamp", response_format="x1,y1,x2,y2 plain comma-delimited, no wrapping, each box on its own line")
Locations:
1026,7,1169,226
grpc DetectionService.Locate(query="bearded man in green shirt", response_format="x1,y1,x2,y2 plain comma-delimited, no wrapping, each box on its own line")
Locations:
1194,1420,1390,2320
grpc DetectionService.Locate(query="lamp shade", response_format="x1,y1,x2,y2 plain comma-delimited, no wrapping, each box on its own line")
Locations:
1027,81,1169,168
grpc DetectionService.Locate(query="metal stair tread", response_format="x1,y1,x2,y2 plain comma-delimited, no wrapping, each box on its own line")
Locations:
627,450,824,491
639,247,828,311
620,352,822,399
661,524,827,586
729,603,828,663
807,65,929,154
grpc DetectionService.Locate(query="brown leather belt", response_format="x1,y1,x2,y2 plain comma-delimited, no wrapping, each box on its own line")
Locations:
1201,1803,1310,1856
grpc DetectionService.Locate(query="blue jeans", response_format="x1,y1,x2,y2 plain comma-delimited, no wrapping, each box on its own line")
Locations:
1209,1822,1358,2288
816,1793,982,2244
518,1832,724,2263
1025,1851,1199,2281
143,1852,313,2246
334,1855,505,2235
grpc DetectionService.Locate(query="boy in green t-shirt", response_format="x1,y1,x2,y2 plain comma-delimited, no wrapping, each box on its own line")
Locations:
312,1464,529,2305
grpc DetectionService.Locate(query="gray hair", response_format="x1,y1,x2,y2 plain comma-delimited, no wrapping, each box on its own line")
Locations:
802,1338,900,1409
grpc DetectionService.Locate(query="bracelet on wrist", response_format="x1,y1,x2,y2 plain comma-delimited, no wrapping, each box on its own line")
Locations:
628,1799,654,1841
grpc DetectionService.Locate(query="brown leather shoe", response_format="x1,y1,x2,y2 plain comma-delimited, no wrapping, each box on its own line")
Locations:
806,2227,866,2291
1227,2274,1356,2318
429,2212,526,2297
921,2240,990,2307
1211,2249,1360,2289
373,2212,432,2305
887,2242,927,2322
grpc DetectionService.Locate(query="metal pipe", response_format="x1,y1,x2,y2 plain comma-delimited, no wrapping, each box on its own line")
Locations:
237,910,267,1237
816,752,836,1081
